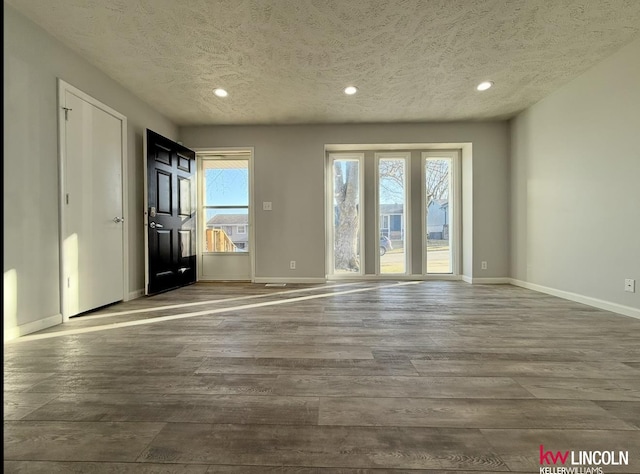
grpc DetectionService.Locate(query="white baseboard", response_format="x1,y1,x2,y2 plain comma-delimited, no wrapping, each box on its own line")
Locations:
328,274,462,281
510,278,640,320
127,289,144,301
462,276,511,284
471,277,511,284
4,313,63,342
253,277,327,284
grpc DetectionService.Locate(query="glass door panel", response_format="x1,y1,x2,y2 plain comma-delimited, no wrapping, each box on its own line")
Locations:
331,157,362,274
202,159,249,253
378,156,407,274
425,157,452,273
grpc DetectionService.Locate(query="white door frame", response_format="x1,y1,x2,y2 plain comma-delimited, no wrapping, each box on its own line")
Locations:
194,147,255,282
375,151,412,276
57,79,129,320
422,150,461,276
325,152,365,279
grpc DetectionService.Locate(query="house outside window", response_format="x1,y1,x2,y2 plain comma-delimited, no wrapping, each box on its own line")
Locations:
206,213,249,252
379,204,404,240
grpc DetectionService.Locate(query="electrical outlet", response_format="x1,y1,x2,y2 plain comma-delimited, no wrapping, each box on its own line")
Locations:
263,201,272,211
625,279,635,293
481,261,487,270
290,260,296,270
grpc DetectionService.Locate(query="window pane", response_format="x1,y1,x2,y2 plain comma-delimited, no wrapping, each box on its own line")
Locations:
203,159,248,206
205,208,249,252
378,158,406,274
426,158,452,273
332,159,361,273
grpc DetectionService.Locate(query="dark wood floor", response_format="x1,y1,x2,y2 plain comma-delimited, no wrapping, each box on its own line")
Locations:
4,281,640,473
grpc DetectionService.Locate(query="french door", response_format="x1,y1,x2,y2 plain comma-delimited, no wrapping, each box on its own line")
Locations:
326,149,460,278
423,151,458,275
327,154,364,276
376,153,410,275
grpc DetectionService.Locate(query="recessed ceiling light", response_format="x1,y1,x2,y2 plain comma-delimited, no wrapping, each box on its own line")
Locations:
214,88,228,97
476,81,494,91
344,86,358,95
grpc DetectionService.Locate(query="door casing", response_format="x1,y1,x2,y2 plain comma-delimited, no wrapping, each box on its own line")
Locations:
195,148,256,282
325,153,366,278
375,152,412,276
57,79,129,320
422,150,462,276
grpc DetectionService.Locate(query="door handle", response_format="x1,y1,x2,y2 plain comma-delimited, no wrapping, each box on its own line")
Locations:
149,222,164,229
113,217,125,223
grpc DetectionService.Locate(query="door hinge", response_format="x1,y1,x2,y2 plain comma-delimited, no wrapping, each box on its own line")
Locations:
67,277,70,288
62,107,72,120
66,193,69,205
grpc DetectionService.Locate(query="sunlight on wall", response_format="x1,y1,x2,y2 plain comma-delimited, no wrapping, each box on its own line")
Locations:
4,269,18,341
63,233,79,319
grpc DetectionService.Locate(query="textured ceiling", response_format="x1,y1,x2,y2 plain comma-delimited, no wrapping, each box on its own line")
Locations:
7,0,640,125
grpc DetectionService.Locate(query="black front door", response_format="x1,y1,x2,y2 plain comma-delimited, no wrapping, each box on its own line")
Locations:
145,129,197,295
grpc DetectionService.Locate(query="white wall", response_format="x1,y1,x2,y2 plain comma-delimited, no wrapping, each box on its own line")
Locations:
3,4,178,338
511,38,640,315
180,122,510,281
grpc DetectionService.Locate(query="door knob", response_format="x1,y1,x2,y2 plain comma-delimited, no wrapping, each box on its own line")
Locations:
113,217,125,223
149,222,164,229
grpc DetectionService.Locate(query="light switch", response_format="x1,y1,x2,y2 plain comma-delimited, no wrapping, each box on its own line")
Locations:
263,201,272,211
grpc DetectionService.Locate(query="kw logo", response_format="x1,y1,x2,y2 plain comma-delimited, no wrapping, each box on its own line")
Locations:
540,445,570,465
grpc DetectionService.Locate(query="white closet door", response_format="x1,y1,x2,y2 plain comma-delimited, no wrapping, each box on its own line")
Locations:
62,86,124,317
